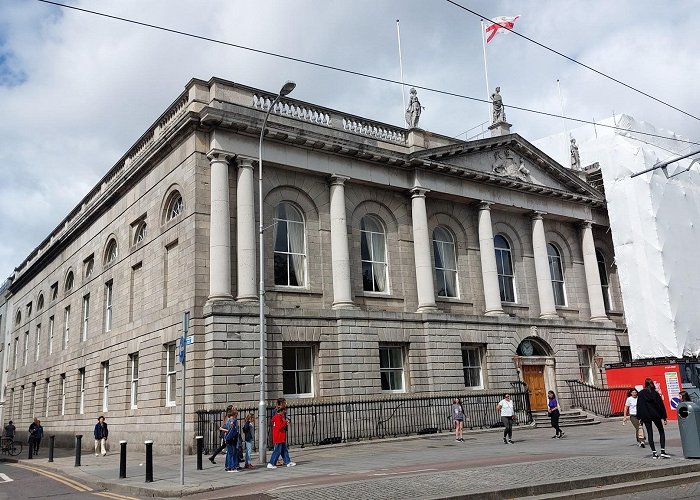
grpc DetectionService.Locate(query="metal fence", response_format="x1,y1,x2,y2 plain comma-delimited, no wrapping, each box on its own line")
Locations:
195,385,531,454
566,380,630,417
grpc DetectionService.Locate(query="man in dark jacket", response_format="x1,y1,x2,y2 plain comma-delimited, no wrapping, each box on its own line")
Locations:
28,417,39,453
637,378,669,459
94,416,109,456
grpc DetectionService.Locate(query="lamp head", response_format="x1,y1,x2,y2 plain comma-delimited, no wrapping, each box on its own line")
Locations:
279,81,296,97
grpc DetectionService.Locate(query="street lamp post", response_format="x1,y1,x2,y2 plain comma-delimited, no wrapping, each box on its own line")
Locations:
258,81,296,464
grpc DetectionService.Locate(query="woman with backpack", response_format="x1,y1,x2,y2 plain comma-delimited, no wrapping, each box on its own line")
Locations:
636,378,669,459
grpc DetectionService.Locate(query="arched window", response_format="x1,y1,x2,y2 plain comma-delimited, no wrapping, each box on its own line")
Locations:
432,227,458,298
596,249,611,311
65,271,74,292
273,202,306,287
547,243,566,306
165,192,184,222
134,221,147,244
15,310,21,326
104,239,118,266
361,215,388,293
494,235,515,302
37,294,44,311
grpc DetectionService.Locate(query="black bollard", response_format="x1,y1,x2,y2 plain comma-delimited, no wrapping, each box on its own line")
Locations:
144,440,153,483
196,436,203,470
48,435,55,462
119,440,127,479
75,435,82,467
28,439,34,459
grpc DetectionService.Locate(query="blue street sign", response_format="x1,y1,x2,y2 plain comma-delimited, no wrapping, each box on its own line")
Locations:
185,335,193,346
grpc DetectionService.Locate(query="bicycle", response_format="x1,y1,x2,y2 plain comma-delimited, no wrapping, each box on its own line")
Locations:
1,437,23,456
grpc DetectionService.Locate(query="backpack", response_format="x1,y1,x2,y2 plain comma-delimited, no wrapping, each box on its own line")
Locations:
224,419,238,444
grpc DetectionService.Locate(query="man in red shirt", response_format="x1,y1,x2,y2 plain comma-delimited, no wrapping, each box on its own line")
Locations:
266,406,296,468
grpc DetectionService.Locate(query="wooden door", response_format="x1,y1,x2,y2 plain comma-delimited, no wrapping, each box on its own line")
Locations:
522,365,547,411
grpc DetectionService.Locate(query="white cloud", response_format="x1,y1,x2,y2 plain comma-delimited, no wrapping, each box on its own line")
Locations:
1,0,698,278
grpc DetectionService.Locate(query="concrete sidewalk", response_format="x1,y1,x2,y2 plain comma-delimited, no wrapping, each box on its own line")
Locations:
3,420,699,499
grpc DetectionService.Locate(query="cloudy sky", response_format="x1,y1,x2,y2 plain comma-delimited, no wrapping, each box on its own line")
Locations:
1,0,698,279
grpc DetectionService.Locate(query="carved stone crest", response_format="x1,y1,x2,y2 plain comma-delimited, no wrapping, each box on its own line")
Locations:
529,325,539,337
492,150,531,182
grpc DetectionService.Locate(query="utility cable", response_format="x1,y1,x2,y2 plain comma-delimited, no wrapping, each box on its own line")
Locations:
446,0,700,121
35,0,700,146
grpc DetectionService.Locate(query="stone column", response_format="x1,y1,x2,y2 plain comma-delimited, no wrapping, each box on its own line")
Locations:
411,188,438,312
478,202,505,316
236,158,257,302
329,175,354,309
581,221,608,321
207,150,234,301
531,212,558,319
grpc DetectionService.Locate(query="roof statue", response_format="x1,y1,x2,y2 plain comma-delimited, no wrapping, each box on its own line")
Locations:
405,88,422,129
491,86,506,124
570,137,581,170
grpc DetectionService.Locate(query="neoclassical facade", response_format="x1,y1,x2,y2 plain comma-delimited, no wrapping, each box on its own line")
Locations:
1,78,628,450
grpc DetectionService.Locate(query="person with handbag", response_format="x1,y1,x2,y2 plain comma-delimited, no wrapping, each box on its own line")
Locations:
637,378,669,459
623,388,646,448
496,393,516,444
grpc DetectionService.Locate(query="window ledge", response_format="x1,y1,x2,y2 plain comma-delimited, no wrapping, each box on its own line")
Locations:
270,287,322,296
502,302,529,309
356,292,403,301
555,306,580,313
436,297,473,305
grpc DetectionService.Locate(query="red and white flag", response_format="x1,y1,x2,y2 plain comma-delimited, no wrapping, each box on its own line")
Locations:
485,15,520,43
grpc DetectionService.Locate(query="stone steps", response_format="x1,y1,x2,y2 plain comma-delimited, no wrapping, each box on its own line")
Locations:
531,410,600,427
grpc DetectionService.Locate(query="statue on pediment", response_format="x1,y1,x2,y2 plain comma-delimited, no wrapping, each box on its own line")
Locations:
570,137,581,170
491,86,506,124
405,88,422,128
492,150,530,182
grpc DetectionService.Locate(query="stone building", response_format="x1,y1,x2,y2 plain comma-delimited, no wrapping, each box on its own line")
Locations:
1,78,628,450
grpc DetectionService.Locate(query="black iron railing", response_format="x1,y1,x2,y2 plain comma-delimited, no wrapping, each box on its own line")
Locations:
566,380,630,417
195,387,531,453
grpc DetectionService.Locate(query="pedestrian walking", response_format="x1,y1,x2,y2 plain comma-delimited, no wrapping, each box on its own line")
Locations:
3,421,15,439
274,398,287,466
452,398,465,442
94,416,108,456
242,413,255,469
221,409,240,472
33,419,43,454
497,393,516,444
623,388,646,448
267,406,296,468
547,391,565,439
209,405,234,465
637,378,669,459
679,390,692,402
28,417,39,453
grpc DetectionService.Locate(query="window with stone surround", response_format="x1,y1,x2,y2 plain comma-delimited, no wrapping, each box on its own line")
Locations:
30,382,36,417
78,367,85,415
129,353,139,409
37,293,44,311
84,255,95,280
50,282,58,301
26,302,32,319
104,239,118,266
12,336,18,370
35,324,41,362
462,345,485,389
165,343,177,406
48,316,54,355
547,243,566,306
65,270,74,293
596,249,611,311
104,281,113,333
60,373,66,416
134,221,147,245
45,378,50,418
577,346,595,384
282,345,314,397
274,202,307,287
15,309,21,326
165,192,184,222
433,226,458,298
494,234,516,302
379,345,406,392
619,346,632,364
102,361,109,413
63,306,70,349
361,215,389,293
23,331,29,366
82,294,90,341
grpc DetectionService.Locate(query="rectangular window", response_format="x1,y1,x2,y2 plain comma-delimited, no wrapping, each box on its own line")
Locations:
50,282,58,301
102,362,109,412
282,345,314,397
164,241,179,306
462,345,485,388
129,353,139,409
82,294,90,341
104,281,113,332
13,336,18,370
63,306,70,349
23,331,29,366
35,324,41,362
379,345,406,392
166,343,177,406
577,346,594,385
60,374,66,416
129,263,143,323
78,368,85,415
48,316,54,355
20,386,25,418
30,382,36,417
620,346,632,364
45,379,50,418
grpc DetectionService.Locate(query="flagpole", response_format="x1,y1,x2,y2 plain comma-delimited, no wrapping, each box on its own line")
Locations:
557,79,569,165
396,19,407,125
480,19,491,126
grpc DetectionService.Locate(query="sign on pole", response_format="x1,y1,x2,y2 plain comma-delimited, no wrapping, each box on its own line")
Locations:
180,311,190,486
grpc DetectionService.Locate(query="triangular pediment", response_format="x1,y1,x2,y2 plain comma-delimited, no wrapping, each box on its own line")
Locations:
410,133,603,199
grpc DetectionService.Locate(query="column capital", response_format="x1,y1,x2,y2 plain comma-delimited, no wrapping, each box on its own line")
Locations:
236,156,256,169
530,210,547,221
207,149,235,163
410,187,430,198
329,174,350,186
478,200,494,211
579,220,593,229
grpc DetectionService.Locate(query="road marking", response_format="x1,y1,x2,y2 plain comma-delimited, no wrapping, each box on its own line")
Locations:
267,482,314,492
93,492,139,500
372,468,438,476
0,473,13,483
10,463,93,492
